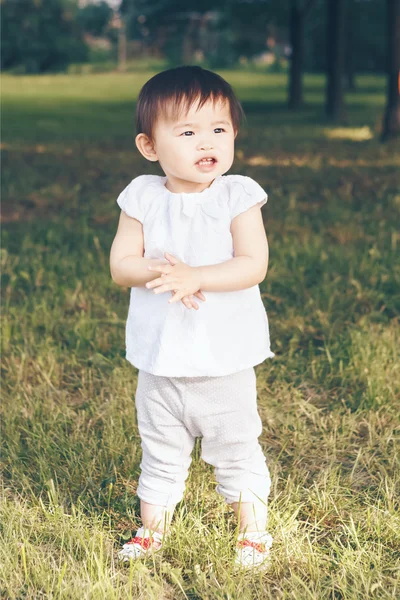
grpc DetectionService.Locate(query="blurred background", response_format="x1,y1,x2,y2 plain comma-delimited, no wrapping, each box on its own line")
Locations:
2,0,399,135
1,0,397,127
1,0,386,73
0,0,389,77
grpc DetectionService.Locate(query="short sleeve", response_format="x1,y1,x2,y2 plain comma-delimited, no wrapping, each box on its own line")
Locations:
228,175,268,221
116,175,159,223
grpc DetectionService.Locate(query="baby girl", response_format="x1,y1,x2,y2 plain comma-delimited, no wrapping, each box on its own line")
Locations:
110,65,275,569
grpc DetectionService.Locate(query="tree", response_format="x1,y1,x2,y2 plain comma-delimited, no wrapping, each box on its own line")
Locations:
1,0,88,73
119,0,271,67
77,1,113,37
344,0,357,90
288,0,317,109
381,0,400,141
325,0,347,121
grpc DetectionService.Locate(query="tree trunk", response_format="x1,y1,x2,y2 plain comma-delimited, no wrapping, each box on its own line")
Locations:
182,14,197,64
345,0,356,91
382,0,400,141
288,0,317,110
118,18,127,72
326,0,347,121
288,1,305,109
345,65,356,91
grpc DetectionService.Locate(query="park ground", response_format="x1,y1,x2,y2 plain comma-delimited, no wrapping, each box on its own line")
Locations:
1,71,399,599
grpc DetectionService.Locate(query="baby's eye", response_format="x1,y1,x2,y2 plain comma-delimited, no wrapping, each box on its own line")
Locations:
214,128,225,134
182,131,194,136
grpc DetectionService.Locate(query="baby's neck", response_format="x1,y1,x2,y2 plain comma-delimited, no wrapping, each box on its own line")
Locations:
165,177,215,195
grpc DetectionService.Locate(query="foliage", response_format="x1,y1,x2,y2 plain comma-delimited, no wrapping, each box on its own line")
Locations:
300,0,386,73
77,0,113,37
1,0,88,74
117,0,386,71
0,0,387,74
76,1,113,38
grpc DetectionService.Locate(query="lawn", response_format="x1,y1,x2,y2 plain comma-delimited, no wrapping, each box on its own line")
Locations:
1,70,399,599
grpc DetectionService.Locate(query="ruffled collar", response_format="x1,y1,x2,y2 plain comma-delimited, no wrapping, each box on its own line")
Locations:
153,175,225,219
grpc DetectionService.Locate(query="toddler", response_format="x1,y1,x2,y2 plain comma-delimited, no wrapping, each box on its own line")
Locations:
110,66,275,569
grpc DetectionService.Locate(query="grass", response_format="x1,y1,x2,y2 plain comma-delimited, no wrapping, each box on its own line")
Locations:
1,70,399,599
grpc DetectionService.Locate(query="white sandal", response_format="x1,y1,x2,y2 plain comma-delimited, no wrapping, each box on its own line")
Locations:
118,526,164,561
235,531,273,569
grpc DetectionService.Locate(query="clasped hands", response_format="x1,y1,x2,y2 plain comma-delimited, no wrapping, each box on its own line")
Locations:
146,252,206,310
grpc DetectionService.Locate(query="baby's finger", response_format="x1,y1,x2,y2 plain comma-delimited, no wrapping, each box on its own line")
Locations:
148,265,171,275
149,278,178,292
164,252,179,266
193,291,206,301
191,297,199,309
174,291,193,310
153,282,179,294
181,296,193,310
168,291,184,304
146,276,169,289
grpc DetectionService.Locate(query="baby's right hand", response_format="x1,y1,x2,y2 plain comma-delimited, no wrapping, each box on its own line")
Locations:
180,290,206,310
160,273,205,309
158,258,205,309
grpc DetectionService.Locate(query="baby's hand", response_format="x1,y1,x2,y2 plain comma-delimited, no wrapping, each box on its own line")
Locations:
146,252,206,309
180,290,206,310
159,273,202,310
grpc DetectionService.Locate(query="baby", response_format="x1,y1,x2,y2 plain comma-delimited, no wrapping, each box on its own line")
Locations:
110,65,275,569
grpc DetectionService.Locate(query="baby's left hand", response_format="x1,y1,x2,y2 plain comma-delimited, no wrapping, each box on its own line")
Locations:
146,252,203,304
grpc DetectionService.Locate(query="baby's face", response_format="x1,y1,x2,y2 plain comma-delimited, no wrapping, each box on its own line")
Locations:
152,98,235,190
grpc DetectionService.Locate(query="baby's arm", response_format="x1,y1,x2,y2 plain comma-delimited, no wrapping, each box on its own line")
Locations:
198,203,269,291
110,211,167,287
110,211,204,309
147,203,268,300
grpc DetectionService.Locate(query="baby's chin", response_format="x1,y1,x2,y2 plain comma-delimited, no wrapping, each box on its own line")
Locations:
190,163,231,182
162,162,232,186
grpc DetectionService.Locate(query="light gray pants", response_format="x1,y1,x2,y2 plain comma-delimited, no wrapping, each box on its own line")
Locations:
135,367,271,507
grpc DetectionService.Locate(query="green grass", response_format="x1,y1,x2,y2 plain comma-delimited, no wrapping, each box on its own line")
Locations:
1,71,399,599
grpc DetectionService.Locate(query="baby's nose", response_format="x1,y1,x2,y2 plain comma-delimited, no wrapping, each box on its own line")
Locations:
198,141,214,151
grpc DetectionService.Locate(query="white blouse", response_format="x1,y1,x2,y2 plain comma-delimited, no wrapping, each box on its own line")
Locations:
116,174,275,377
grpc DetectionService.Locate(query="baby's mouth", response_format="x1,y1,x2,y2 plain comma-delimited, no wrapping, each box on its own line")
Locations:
195,157,217,168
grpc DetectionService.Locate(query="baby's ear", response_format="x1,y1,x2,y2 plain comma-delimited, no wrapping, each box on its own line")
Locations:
135,133,158,162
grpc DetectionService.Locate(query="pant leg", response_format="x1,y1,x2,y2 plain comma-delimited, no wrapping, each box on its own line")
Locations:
135,370,195,507
197,368,271,505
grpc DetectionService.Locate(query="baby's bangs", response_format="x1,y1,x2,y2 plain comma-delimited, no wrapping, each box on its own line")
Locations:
158,91,229,123
136,66,245,139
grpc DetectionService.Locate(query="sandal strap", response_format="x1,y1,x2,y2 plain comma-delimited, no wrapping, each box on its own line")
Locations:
237,539,267,553
126,536,157,550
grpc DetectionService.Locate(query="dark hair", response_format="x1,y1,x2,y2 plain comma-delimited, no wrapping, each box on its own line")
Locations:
136,65,245,140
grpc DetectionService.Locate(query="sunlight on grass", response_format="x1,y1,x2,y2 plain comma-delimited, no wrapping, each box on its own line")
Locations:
323,126,374,141
347,323,399,408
